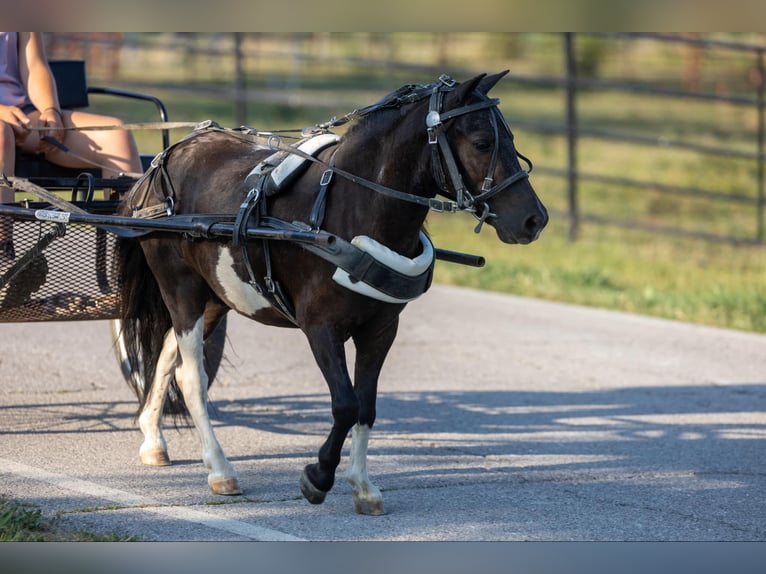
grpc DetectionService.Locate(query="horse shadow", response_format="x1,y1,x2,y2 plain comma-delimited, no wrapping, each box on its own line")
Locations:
203,381,766,480
2,382,764,483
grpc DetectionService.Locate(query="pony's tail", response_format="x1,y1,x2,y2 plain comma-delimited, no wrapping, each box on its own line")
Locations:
116,237,189,419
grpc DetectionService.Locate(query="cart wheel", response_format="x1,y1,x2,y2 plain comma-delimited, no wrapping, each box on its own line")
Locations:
110,314,228,389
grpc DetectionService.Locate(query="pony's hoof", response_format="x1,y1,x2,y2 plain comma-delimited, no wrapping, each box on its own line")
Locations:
140,448,171,466
209,477,241,496
300,470,327,505
353,496,385,516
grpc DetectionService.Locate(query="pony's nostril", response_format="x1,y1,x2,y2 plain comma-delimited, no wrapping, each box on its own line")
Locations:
523,210,549,236
524,214,542,234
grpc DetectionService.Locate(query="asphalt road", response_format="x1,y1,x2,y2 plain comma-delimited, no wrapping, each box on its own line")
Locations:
1,283,765,542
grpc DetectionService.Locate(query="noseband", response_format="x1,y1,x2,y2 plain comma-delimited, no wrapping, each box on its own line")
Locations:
425,74,532,231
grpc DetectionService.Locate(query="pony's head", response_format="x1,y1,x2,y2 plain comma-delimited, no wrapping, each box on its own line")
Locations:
434,71,548,244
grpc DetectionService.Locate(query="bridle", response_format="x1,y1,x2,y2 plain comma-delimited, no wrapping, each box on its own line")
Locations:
424,74,533,231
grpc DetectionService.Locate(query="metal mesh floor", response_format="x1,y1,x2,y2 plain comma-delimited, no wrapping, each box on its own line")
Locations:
0,217,120,322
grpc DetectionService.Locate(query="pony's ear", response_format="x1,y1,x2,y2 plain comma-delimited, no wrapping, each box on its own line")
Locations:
476,70,510,95
445,70,509,107
445,73,487,106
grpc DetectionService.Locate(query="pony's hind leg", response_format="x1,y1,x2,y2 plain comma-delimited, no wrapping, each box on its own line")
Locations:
137,328,177,466
175,315,240,495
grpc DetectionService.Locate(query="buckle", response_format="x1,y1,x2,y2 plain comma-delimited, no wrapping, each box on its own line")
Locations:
164,197,175,216
428,198,457,213
320,169,333,186
438,74,456,88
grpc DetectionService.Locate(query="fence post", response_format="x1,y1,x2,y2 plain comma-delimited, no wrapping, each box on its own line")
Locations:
564,32,579,241
233,33,247,127
757,49,765,243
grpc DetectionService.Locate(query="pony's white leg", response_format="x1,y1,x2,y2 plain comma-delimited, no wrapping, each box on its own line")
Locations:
137,328,176,466
175,316,240,496
345,424,384,515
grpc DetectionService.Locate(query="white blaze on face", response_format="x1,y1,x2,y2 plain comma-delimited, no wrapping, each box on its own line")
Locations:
215,247,272,315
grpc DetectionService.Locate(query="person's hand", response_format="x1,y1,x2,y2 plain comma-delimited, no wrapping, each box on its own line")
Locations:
0,104,31,143
38,107,64,154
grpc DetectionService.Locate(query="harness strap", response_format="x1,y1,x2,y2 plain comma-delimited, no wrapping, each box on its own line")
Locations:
129,126,216,218
205,125,461,213
482,103,500,193
426,86,508,213
309,150,338,230
233,186,262,248
128,153,176,219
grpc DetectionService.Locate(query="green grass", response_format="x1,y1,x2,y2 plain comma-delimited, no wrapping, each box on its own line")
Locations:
428,212,766,333
0,495,137,542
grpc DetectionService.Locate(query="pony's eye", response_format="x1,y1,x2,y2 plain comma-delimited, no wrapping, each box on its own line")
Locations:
473,139,492,152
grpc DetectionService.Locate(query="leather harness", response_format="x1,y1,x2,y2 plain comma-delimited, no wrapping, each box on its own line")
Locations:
126,75,531,325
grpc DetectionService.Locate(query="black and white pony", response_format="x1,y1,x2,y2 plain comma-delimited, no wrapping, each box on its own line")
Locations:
116,72,548,514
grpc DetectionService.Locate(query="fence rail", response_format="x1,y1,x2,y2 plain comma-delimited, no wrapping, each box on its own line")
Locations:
526,33,766,244
48,32,766,245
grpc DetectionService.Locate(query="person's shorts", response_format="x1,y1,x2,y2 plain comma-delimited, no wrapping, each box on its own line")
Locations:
20,102,37,114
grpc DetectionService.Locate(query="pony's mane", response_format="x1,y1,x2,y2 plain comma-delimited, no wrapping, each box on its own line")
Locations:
346,84,433,141
342,105,401,139
335,81,436,140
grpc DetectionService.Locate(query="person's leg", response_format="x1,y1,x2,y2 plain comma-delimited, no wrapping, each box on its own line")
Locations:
0,121,17,259
35,110,143,178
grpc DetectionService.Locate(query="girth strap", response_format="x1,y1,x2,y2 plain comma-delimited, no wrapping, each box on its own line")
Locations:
233,179,298,324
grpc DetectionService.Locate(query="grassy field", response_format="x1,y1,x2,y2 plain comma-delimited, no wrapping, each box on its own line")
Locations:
428,213,766,333
56,33,766,334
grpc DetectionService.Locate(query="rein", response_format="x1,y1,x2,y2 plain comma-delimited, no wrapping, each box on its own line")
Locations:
31,74,530,230
246,74,532,229
30,121,201,179
29,120,199,133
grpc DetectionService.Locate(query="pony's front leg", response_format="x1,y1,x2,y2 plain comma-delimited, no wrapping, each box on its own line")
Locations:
345,315,398,515
300,325,358,506
176,317,240,495
137,328,177,466
346,424,384,515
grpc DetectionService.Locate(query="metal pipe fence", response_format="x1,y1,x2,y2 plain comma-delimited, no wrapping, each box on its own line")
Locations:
48,32,766,244
511,33,766,244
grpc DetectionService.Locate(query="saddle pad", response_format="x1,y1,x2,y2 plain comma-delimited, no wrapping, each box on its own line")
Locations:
244,133,340,194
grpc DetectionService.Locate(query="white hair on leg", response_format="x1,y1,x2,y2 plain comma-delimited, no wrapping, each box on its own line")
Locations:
345,424,384,515
138,328,176,466
175,316,240,495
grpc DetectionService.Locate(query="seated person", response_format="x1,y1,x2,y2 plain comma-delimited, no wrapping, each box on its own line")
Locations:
0,32,142,261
